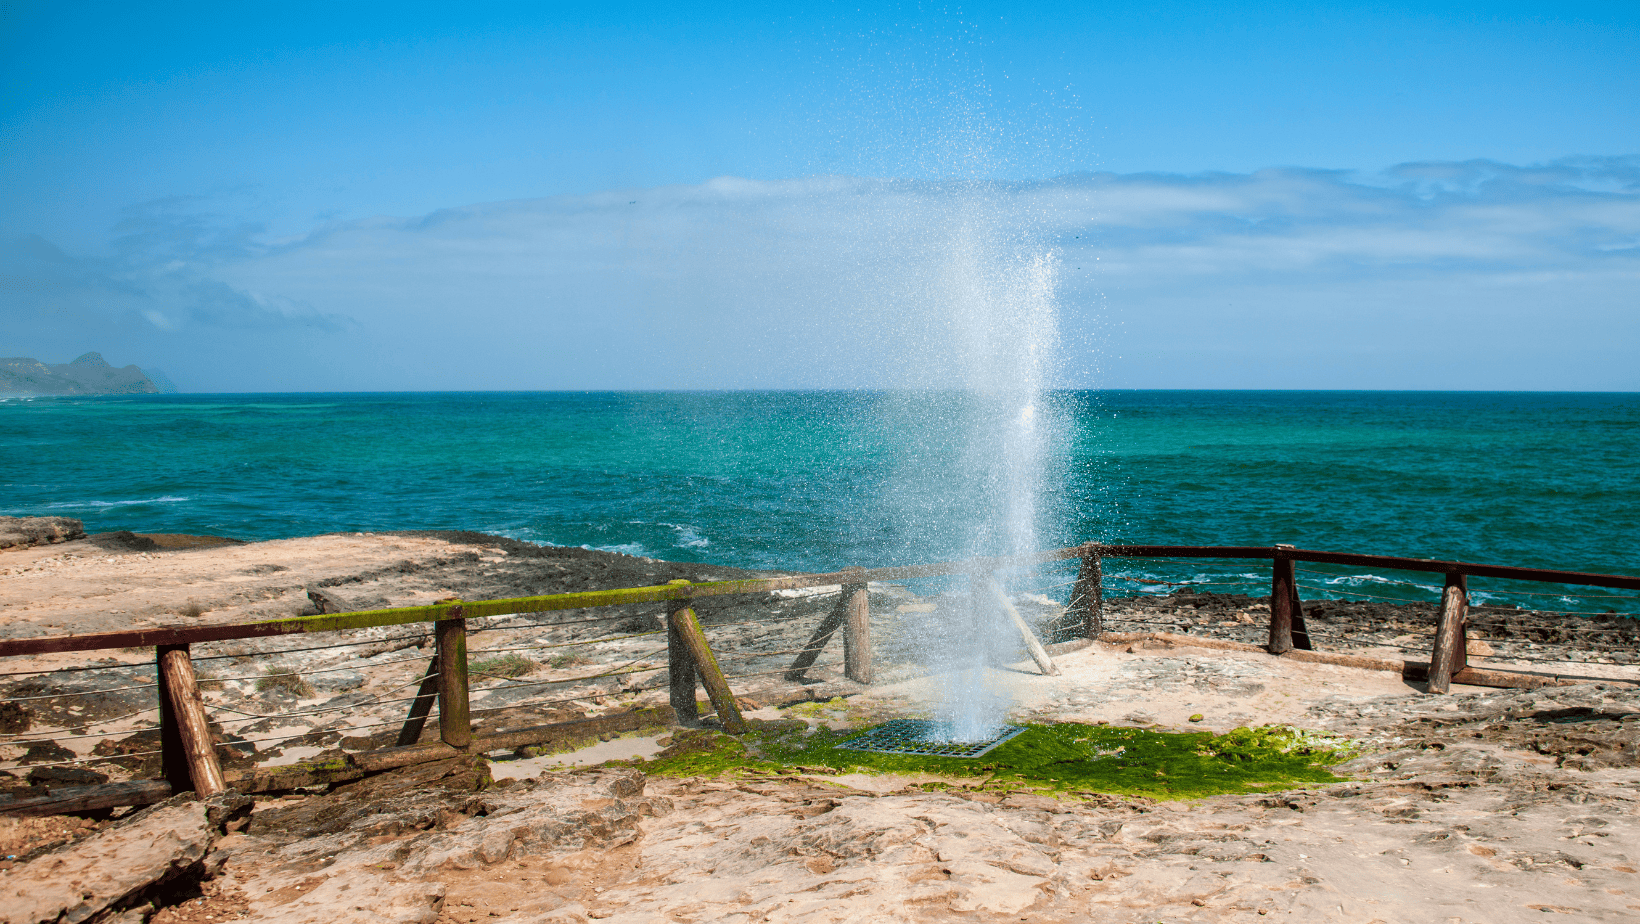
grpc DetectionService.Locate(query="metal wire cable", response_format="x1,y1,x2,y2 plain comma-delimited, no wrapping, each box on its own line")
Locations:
467,657,669,697
713,645,828,663
204,672,437,723
0,710,160,743
189,632,434,662
1295,580,1640,617
1293,582,1436,604
465,679,672,717
1294,568,1639,600
469,610,644,632
0,661,156,680
198,651,432,684
723,661,842,682
467,628,666,656
0,748,164,771
1,682,158,703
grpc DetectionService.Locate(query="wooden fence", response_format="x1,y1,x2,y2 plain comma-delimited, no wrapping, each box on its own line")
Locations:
1,541,1636,815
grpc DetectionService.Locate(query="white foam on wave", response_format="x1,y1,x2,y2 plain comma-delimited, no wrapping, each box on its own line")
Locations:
590,542,647,556
44,495,190,510
662,523,710,548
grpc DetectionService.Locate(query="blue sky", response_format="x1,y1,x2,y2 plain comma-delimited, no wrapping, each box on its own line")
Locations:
3,2,1637,390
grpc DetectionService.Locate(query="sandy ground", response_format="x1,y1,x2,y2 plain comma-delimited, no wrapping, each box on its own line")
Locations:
4,530,1639,923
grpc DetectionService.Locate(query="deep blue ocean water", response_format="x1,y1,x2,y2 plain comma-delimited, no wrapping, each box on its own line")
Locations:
4,390,1637,613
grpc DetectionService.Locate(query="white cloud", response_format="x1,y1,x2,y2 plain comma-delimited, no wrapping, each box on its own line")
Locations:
4,157,1636,391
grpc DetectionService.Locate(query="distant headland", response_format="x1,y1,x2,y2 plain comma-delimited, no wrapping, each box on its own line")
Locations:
0,352,178,396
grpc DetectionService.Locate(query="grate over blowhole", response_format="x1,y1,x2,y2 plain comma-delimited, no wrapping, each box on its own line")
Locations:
836,719,1026,759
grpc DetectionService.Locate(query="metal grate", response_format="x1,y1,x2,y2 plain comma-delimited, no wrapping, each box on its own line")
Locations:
835,719,1026,758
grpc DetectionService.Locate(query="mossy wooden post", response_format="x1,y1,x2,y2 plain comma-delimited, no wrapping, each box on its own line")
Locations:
395,654,440,747
666,581,700,724
435,606,470,749
156,644,225,796
840,570,873,684
1268,547,1298,654
666,582,747,734
1427,573,1469,694
1066,547,1104,639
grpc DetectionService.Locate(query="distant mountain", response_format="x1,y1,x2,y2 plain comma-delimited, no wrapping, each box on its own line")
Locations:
0,352,172,396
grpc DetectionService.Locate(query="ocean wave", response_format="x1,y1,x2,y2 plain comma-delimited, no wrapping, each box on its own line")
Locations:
661,523,711,548
590,542,647,556
43,495,191,510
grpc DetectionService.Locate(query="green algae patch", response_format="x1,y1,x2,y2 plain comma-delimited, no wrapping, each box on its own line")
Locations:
639,720,1352,799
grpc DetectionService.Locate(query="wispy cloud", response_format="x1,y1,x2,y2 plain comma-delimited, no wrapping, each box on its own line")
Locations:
4,157,1636,390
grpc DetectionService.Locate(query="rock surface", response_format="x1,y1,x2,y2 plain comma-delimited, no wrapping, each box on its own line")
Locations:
212,761,660,924
0,518,85,552
0,794,245,924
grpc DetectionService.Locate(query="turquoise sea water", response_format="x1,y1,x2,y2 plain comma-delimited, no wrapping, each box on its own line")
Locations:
3,390,1637,612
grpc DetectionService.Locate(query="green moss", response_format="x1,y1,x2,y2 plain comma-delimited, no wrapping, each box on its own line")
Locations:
640,721,1353,800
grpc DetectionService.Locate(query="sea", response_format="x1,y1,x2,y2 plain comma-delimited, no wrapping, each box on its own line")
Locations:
3,390,1637,615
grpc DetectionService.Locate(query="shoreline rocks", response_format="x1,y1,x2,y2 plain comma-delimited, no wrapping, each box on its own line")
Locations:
0,517,85,552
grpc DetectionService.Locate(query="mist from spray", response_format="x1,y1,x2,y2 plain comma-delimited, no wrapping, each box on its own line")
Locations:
924,213,1061,742
855,187,1064,743
806,19,1073,742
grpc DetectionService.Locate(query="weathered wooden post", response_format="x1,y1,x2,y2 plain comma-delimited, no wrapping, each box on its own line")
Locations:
840,570,873,684
664,581,747,734
1268,547,1299,654
395,654,441,747
666,582,701,724
1427,573,1469,694
785,585,848,682
984,574,1058,676
1065,546,1104,639
435,605,470,749
156,644,225,796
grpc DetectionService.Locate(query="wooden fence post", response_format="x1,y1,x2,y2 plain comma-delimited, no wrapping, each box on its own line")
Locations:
1427,573,1469,694
984,574,1059,676
1065,548,1104,639
665,583,746,734
785,587,848,682
435,607,470,749
667,583,700,724
1269,548,1298,654
156,644,225,796
157,646,189,793
395,654,440,747
841,572,873,684
1288,573,1313,652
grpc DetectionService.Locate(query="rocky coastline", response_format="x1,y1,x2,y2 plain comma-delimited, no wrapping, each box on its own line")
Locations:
1,522,1636,923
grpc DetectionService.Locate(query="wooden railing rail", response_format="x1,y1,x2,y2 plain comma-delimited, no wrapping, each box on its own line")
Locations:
3,542,1633,661
3,540,1636,809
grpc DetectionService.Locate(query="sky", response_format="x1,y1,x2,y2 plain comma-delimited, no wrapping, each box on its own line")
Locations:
2,1,1637,391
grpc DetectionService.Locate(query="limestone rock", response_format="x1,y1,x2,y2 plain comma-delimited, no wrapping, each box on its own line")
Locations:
1,798,215,924
0,517,85,551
